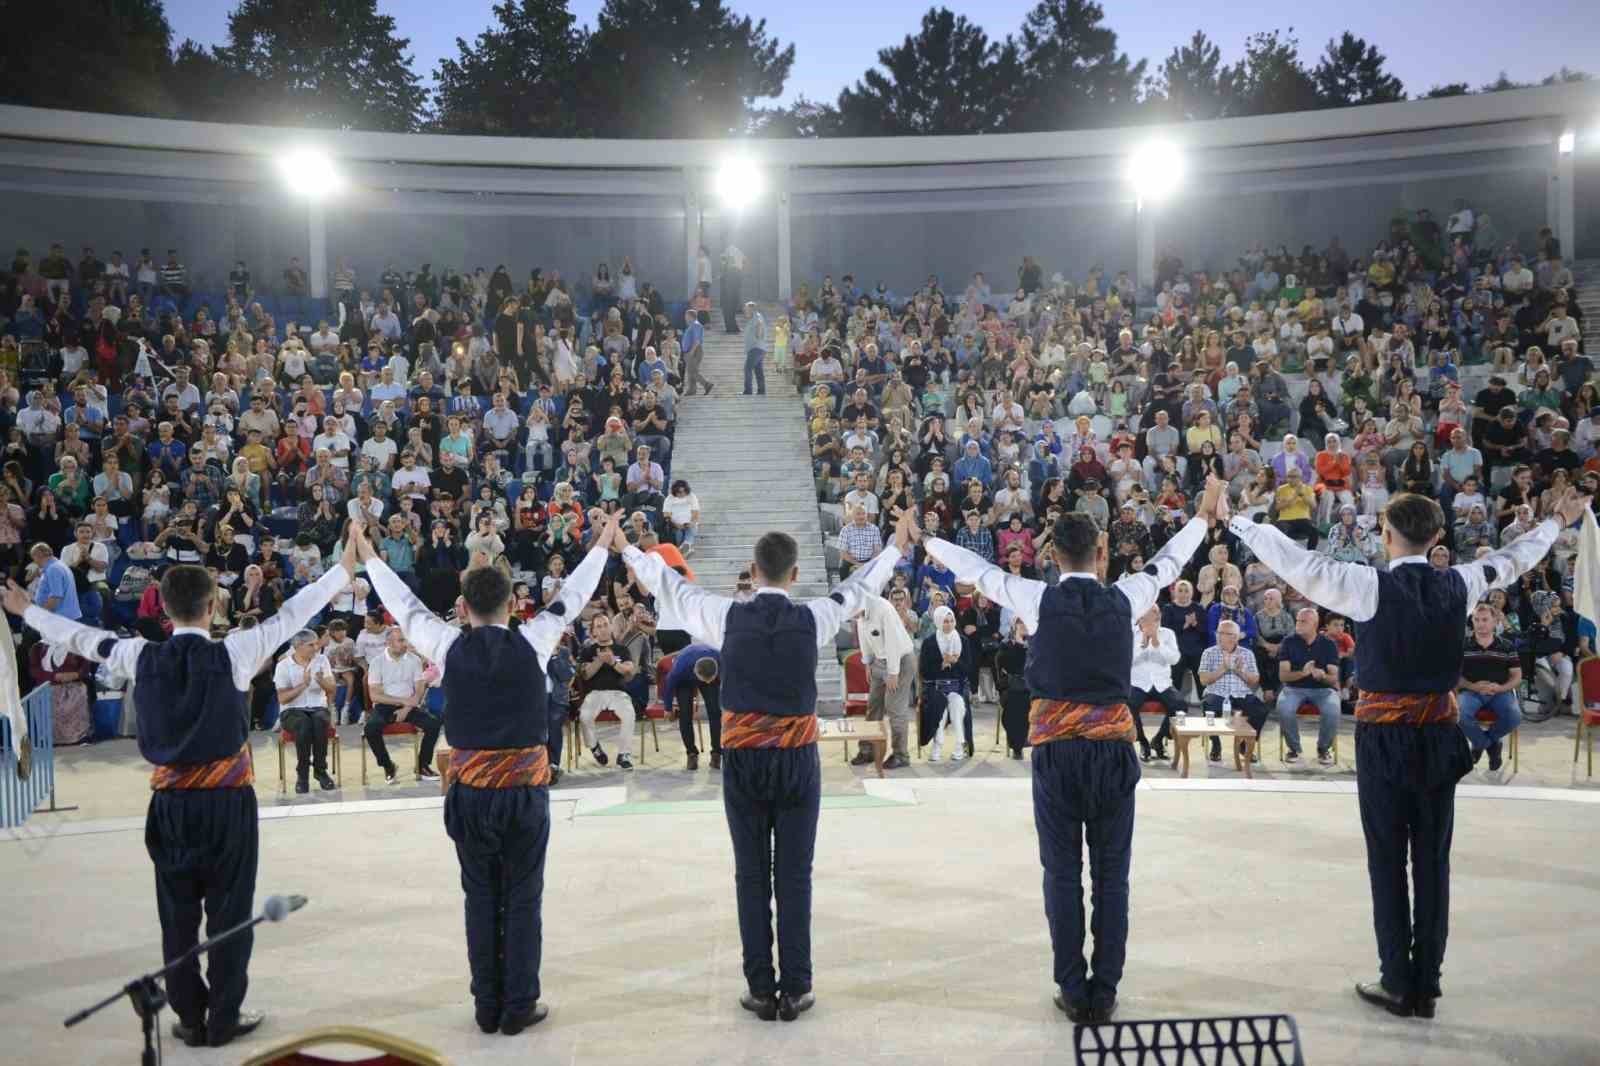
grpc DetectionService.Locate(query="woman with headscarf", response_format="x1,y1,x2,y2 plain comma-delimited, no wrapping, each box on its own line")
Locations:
919,605,973,762
1325,504,1379,564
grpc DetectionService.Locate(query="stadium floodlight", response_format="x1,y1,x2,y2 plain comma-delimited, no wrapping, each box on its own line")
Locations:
715,155,764,211
1557,130,1576,154
277,148,345,199
1127,141,1185,208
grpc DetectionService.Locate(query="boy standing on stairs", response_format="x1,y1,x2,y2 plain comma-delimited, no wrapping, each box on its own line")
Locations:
618,510,915,1021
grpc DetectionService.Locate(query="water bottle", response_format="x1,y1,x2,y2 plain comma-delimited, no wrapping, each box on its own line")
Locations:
1221,695,1233,722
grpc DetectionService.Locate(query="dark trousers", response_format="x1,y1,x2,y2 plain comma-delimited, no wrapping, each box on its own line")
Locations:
1274,517,1320,549
145,788,259,1041
1173,652,1203,700
1201,693,1268,756
547,703,567,767
1130,686,1185,748
444,784,551,1019
1356,723,1463,1001
721,271,742,332
678,680,722,754
722,745,821,996
1032,740,1140,1010
363,705,441,773
280,707,330,779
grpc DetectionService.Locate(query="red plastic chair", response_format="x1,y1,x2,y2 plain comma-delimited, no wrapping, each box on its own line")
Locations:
359,722,420,785
1574,656,1600,777
275,721,341,792
843,651,870,716
1476,707,1519,773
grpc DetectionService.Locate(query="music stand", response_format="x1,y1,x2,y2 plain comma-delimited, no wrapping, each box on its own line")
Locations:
1074,1014,1305,1065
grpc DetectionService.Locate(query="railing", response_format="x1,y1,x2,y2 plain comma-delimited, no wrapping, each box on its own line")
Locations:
0,685,56,829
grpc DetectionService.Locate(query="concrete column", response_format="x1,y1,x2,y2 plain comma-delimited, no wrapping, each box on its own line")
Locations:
684,167,701,303
777,167,792,302
1556,130,1576,262
307,200,328,300
1135,201,1156,292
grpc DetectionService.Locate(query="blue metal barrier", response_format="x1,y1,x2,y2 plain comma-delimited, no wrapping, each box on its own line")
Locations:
0,685,57,829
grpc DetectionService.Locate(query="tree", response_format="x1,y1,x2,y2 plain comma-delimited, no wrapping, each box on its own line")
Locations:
432,0,584,136
577,0,793,138
749,97,843,138
1007,0,1145,131
1146,30,1240,121
0,0,175,117
1312,32,1404,107
1423,82,1472,99
834,7,1021,136
1230,30,1320,116
215,0,428,131
166,40,254,123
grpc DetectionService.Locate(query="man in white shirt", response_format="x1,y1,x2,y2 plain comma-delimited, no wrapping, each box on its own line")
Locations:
480,392,520,457
161,366,203,415
273,630,337,792
1128,606,1183,762
369,365,406,405
312,416,353,471
1501,257,1534,303
852,590,916,769
362,626,439,784
842,472,880,520
308,320,340,353
59,522,111,625
346,481,384,527
391,450,431,501
17,392,61,448
360,421,399,471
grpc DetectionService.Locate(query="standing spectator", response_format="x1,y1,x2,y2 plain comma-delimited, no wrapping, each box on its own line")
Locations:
853,591,916,770
29,542,81,621
720,245,745,333
741,302,767,396
158,249,188,300
662,645,722,771
681,309,712,396
58,523,109,625
1274,608,1342,765
1197,619,1267,760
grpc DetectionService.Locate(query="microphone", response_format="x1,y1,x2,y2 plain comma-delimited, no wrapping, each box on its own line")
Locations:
263,894,308,922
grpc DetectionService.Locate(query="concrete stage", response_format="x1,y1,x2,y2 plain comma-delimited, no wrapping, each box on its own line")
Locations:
5,753,1600,1066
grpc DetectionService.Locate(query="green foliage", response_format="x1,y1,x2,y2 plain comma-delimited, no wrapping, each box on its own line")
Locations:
432,0,584,136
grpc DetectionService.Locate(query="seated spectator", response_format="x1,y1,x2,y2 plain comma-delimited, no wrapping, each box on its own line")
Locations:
1197,619,1268,761
576,612,637,771
1274,608,1342,765
362,626,442,785
839,504,884,578
1314,434,1354,524
1457,603,1523,772
1272,465,1319,548
1129,606,1184,763
274,629,338,793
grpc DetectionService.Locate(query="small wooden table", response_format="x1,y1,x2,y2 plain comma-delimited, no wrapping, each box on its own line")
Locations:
816,717,890,777
1169,714,1258,779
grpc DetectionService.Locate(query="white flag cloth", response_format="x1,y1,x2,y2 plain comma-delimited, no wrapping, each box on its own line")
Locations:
0,610,29,778
1574,509,1600,629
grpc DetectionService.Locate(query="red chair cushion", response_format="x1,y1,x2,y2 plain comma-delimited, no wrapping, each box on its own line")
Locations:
1474,708,1500,724
1138,701,1165,715
280,724,337,742
1297,704,1320,716
641,703,667,720
844,699,869,716
381,722,419,736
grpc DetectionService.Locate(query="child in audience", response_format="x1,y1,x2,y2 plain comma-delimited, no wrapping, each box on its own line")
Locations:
290,533,323,586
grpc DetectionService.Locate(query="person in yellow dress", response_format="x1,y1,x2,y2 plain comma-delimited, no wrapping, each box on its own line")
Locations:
772,314,791,374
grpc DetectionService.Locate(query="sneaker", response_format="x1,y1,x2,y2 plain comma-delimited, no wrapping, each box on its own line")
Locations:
881,754,910,770
617,754,633,771
1317,749,1335,767
590,744,609,767
848,750,875,766
928,743,943,763
383,765,398,786
1284,750,1301,764
1487,738,1504,772
950,746,966,762
704,383,715,396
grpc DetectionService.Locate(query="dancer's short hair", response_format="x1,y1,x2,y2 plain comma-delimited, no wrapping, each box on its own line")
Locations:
1049,513,1100,570
160,565,215,623
753,532,798,584
1382,493,1445,551
462,566,512,619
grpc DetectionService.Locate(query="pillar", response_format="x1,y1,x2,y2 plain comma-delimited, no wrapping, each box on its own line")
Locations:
1556,129,1576,262
777,167,792,303
684,167,702,303
307,200,328,300
1135,201,1156,293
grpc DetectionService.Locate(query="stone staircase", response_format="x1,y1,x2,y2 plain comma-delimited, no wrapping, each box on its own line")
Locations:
1572,259,1600,329
668,307,844,708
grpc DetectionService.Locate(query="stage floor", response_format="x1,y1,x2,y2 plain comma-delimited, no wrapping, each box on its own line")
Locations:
5,773,1599,1065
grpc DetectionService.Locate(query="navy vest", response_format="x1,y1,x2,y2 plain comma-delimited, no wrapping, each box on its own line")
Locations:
1026,579,1134,705
442,626,547,749
135,635,248,767
721,594,819,716
1354,565,1469,694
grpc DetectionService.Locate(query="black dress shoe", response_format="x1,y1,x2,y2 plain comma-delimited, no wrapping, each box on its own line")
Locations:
686,752,699,771
1088,998,1117,1023
418,764,440,781
709,752,721,770
316,771,337,790
1355,981,1414,1017
294,778,310,794
209,1008,265,1047
1139,742,1152,762
849,750,875,766
1415,996,1437,1019
1487,739,1504,772
882,754,910,770
549,767,564,786
171,1018,206,1048
476,1008,501,1034
1052,990,1092,1024
776,991,814,1021
964,740,975,759
740,991,777,1021
500,1002,549,1035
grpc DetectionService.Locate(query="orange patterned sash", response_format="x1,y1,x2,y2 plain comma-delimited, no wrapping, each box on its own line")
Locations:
446,746,551,788
1355,690,1459,725
150,744,255,791
1028,699,1136,746
721,710,820,750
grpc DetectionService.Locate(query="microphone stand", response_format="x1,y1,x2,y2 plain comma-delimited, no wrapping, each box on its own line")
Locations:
63,907,281,1065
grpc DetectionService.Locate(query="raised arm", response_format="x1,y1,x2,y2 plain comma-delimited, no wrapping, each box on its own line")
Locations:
223,563,354,689
17,599,146,679
522,541,610,667
920,536,1046,633
1114,516,1210,619
364,555,461,665
1226,515,1378,622
1455,516,1563,606
807,544,904,648
623,544,734,647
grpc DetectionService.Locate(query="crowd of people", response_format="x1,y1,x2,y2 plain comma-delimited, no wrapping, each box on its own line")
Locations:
3,247,718,783
787,208,1589,773
2,202,1593,785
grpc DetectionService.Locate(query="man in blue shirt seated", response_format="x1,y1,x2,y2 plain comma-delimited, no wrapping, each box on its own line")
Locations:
662,645,722,771
1274,608,1343,765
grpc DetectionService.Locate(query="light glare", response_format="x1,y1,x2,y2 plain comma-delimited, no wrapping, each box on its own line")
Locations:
715,157,763,211
277,148,345,199
1127,141,1185,206
1558,131,1576,154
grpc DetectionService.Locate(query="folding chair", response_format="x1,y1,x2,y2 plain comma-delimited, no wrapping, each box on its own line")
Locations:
1574,655,1600,777
275,720,341,791
1474,707,1519,774
359,722,421,785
